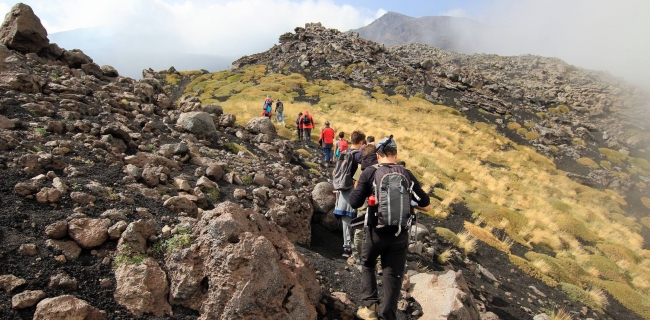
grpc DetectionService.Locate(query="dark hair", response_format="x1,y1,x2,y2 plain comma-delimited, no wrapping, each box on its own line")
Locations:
351,130,366,145
298,112,303,115
338,132,345,139
361,144,376,156
366,136,375,143
377,146,397,157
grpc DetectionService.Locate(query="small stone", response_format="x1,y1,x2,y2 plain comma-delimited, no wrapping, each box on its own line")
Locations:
0,274,26,292
45,221,68,239
18,243,37,256
161,225,171,237
48,273,78,291
55,255,66,264
12,290,46,309
99,278,113,288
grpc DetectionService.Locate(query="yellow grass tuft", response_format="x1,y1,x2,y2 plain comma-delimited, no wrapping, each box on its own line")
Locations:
577,157,599,169
457,231,477,255
438,249,453,264
464,221,511,253
552,308,573,320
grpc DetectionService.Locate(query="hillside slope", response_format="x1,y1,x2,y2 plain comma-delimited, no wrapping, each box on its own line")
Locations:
192,22,650,319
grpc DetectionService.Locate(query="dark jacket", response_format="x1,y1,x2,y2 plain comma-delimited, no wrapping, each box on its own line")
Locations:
350,164,430,228
275,101,284,113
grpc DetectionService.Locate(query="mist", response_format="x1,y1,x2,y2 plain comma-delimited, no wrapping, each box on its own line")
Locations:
464,0,650,88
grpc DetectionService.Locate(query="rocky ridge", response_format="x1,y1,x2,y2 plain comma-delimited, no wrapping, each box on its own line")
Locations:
233,23,650,200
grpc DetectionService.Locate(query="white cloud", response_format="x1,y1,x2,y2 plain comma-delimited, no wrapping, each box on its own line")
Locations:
0,0,384,57
439,8,467,17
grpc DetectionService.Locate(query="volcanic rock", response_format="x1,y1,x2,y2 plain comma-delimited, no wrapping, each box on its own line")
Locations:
33,295,107,320
67,218,111,249
114,257,172,317
0,3,48,53
165,201,320,319
12,289,46,309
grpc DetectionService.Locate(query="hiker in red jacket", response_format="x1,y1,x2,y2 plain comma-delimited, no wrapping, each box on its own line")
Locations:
298,110,315,146
319,121,335,166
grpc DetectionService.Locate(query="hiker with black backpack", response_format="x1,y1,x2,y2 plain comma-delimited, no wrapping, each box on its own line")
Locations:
298,110,315,146
350,135,430,320
275,98,285,125
332,130,365,257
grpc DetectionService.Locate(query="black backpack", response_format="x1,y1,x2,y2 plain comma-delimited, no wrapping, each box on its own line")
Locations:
372,164,414,235
302,115,312,126
276,102,284,113
332,149,359,190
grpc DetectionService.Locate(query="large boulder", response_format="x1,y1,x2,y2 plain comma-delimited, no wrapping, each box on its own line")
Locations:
177,112,217,136
114,258,172,317
0,3,49,53
409,270,480,320
165,201,320,319
33,295,107,320
311,182,336,214
67,218,111,249
245,116,277,137
60,49,93,68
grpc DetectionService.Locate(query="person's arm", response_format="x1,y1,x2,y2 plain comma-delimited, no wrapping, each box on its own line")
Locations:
409,171,431,211
350,168,374,208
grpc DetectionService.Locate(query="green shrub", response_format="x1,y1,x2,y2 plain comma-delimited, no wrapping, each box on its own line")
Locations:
598,148,627,164
34,128,47,135
509,254,559,287
524,121,536,128
305,161,319,170
597,243,641,264
577,158,599,169
525,131,539,140
595,280,650,319
560,282,604,312
112,253,147,269
535,112,547,119
558,105,570,113
507,122,522,130
435,227,460,246
516,128,528,135
241,175,253,185
548,107,561,115
206,188,220,201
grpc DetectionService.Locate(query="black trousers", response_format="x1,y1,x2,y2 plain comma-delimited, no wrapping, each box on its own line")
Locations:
297,128,303,140
361,227,408,320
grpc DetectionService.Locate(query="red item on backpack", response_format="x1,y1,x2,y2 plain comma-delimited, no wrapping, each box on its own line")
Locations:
339,139,349,151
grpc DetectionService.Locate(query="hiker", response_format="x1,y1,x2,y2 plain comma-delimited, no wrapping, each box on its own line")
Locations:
319,121,335,166
334,132,348,161
262,95,273,118
366,136,375,145
298,110,315,146
296,112,303,141
275,98,285,125
350,136,431,320
351,143,378,262
332,130,365,257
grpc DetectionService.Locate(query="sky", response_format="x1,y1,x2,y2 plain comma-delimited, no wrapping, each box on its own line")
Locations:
0,0,648,87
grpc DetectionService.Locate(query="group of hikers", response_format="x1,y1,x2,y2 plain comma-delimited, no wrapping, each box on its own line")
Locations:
262,95,432,320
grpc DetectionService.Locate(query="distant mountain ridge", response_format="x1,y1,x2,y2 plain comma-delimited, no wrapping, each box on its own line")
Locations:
350,12,485,53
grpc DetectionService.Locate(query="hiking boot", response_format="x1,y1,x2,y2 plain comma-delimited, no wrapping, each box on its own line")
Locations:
357,303,378,320
342,247,352,258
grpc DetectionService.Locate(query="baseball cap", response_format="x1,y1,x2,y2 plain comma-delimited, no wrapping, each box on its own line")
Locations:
376,135,397,153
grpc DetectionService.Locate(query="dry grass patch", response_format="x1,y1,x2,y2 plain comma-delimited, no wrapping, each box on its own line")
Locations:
577,157,599,169
464,221,511,253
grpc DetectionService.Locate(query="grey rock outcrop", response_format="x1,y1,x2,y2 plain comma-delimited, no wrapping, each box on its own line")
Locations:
0,3,48,53
165,201,320,319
